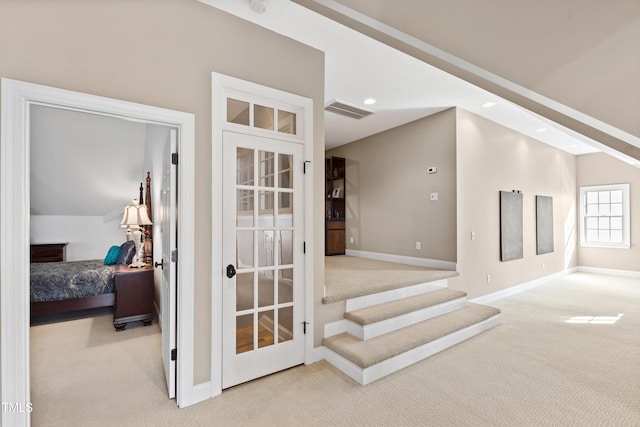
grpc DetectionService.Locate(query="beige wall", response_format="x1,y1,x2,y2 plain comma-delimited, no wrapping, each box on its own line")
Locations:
452,109,578,298
576,153,640,272
0,1,325,386
327,109,457,262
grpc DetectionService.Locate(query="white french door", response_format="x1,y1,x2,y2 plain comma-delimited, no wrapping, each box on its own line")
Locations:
222,130,305,388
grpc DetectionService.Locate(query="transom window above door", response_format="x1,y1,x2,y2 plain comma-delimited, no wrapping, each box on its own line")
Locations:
226,97,298,136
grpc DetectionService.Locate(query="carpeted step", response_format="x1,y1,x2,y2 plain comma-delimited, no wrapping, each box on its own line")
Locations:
323,303,500,371
345,288,467,326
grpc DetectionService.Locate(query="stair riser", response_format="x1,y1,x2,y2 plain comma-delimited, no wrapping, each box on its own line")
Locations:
345,279,448,312
324,314,501,385
345,297,468,340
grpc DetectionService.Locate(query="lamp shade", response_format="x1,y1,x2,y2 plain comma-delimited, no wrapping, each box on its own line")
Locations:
120,204,152,227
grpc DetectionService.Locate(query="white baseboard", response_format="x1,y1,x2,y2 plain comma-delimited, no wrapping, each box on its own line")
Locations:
345,249,457,271
577,266,640,278
470,268,578,305
313,346,330,363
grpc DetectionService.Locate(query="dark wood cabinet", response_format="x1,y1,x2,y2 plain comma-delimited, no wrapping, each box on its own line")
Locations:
113,265,154,331
30,243,67,263
326,157,346,255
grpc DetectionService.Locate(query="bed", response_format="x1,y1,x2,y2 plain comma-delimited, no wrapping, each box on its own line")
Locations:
30,173,153,321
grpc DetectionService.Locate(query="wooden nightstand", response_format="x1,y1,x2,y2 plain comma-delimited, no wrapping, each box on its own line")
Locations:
113,265,154,331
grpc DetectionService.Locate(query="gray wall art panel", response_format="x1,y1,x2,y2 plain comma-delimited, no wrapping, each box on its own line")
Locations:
536,195,554,255
500,191,523,261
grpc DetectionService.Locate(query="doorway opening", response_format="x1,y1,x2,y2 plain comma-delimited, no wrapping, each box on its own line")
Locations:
1,79,197,426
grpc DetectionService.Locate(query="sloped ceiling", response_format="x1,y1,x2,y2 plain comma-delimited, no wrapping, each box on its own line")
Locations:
30,105,148,218
293,0,640,162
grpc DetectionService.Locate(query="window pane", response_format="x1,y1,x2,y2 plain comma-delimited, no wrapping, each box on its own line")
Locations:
599,204,610,216
258,311,275,348
278,306,293,343
598,230,609,242
278,110,297,134
610,190,623,203
586,217,598,229
237,230,254,267
259,151,274,187
611,203,623,216
586,192,598,204
258,270,274,308
236,272,254,311
598,191,610,204
236,314,254,354
598,217,610,229
587,204,599,216
610,217,622,230
587,230,598,241
611,230,623,243
237,148,254,185
228,98,250,126
254,104,274,130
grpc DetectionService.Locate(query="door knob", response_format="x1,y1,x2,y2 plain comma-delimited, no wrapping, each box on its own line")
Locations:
226,264,236,278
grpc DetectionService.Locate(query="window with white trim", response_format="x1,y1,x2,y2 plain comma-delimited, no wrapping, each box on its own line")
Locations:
579,183,630,248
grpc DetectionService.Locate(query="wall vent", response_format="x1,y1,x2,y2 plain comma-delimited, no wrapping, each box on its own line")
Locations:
325,99,374,119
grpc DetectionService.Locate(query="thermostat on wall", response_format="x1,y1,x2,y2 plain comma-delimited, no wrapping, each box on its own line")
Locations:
427,166,437,174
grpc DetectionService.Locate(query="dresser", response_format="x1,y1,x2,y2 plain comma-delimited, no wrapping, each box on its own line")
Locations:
30,243,68,263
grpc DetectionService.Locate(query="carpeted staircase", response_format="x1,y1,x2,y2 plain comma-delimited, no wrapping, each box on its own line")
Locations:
322,278,500,385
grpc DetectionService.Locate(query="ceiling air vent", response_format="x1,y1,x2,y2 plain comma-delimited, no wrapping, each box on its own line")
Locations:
325,99,374,119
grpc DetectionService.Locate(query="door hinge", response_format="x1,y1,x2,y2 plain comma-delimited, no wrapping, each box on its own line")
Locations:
172,152,178,165
303,241,306,254
303,160,311,174
171,348,177,361
302,321,309,334
171,249,178,262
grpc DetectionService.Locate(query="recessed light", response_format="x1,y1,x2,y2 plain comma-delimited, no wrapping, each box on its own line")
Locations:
482,102,496,108
536,128,547,133
569,144,579,148
363,98,376,105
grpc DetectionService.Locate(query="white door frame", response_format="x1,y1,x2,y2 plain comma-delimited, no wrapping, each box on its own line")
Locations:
211,72,314,396
0,79,197,426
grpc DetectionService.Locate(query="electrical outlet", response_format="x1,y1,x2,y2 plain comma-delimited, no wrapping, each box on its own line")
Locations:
430,192,438,201
542,263,546,270
471,231,476,240
350,236,354,244
487,274,491,283
415,241,421,250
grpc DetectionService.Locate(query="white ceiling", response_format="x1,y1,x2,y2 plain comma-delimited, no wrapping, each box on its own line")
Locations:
199,0,627,158
30,105,149,218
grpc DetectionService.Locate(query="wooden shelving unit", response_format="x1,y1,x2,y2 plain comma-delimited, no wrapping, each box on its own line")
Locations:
325,156,346,255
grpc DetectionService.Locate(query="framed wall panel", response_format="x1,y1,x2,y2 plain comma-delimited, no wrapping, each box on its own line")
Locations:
500,191,523,261
536,195,554,255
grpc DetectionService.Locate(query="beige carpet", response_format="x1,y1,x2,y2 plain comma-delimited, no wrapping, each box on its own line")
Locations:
323,256,458,303
31,272,640,426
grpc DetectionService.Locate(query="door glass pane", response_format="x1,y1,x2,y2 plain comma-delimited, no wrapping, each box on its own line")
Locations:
236,272,254,311
258,310,275,348
278,306,293,343
259,191,274,227
259,151,274,187
277,110,296,134
254,105,274,130
258,270,274,308
237,189,254,226
237,230,254,267
278,193,293,226
237,148,254,185
279,154,292,189
280,230,293,265
236,313,254,354
259,230,275,267
228,98,250,126
279,268,293,304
